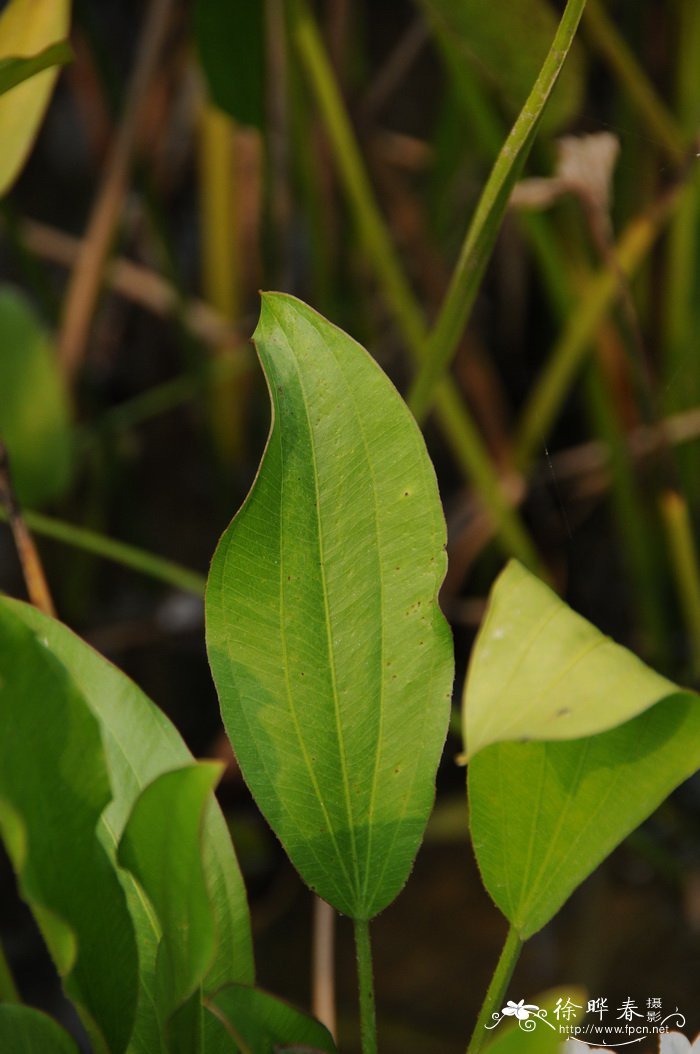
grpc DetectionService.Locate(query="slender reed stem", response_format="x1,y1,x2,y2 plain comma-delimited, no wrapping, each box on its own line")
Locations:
0,507,206,597
659,490,700,681
515,184,682,472
312,897,336,1039
0,443,56,616
354,918,377,1054
58,0,173,378
408,0,589,422
466,925,523,1054
0,939,20,1003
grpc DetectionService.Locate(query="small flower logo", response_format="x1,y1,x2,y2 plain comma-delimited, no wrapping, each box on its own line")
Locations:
502,999,540,1021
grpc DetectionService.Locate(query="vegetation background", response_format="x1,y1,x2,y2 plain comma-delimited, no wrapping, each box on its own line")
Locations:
1,0,699,1049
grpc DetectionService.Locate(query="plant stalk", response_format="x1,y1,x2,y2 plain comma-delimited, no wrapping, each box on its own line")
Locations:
408,0,589,422
466,924,523,1054
0,507,206,597
354,918,378,1054
312,898,337,1039
515,183,683,472
659,489,700,681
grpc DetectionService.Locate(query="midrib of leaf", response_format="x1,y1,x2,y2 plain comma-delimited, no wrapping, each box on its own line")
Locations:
280,322,362,899
516,738,591,929
219,524,353,900
510,744,548,922
301,310,386,909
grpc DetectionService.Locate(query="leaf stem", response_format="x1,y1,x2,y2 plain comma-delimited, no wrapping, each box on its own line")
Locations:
312,898,337,1039
408,0,589,422
354,918,378,1054
466,924,522,1054
0,507,206,597
659,489,700,681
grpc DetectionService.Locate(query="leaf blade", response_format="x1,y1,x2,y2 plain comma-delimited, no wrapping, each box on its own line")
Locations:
118,763,224,1047
0,41,72,98
0,1005,81,1053
206,293,454,918
0,288,73,506
1,596,254,1052
207,984,337,1054
0,0,71,196
463,560,677,758
0,605,138,1053
469,693,700,938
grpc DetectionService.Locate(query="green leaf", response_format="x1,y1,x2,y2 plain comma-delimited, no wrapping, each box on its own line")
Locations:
469,694,700,938
419,0,584,137
0,287,73,506
0,605,138,1053
0,0,71,196
206,984,337,1054
0,596,254,1052
195,0,264,129
118,763,224,1050
0,1005,81,1053
206,293,454,919
463,560,677,759
0,41,72,97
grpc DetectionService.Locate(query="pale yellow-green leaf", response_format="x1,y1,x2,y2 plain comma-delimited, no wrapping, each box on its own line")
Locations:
0,0,71,196
463,560,676,759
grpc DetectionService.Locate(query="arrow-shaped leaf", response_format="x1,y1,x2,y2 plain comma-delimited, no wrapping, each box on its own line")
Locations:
463,559,676,758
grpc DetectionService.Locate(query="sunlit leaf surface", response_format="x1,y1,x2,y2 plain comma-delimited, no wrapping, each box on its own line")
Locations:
207,293,454,919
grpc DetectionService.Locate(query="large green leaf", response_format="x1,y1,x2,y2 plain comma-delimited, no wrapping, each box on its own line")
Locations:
463,560,677,759
419,0,584,137
118,764,223,1053
195,0,264,129
469,694,700,938
206,293,454,919
0,605,138,1053
0,1005,80,1053
206,984,337,1053
0,0,71,196
1,596,254,1052
0,288,73,506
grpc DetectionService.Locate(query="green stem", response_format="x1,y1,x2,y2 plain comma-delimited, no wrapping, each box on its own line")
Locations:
289,0,543,573
408,0,589,422
515,185,682,472
582,0,685,166
0,508,206,597
0,939,20,1003
466,925,523,1054
354,918,378,1054
659,490,700,681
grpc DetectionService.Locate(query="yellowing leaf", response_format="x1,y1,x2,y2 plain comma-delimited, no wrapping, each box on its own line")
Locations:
463,560,676,759
0,0,71,196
